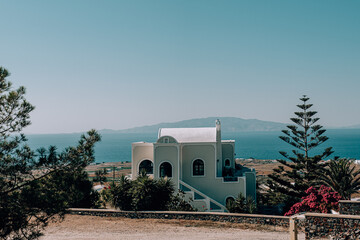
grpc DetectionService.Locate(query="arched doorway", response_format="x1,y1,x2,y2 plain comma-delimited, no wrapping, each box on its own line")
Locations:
159,162,172,178
226,196,235,207
139,160,153,174
225,159,230,166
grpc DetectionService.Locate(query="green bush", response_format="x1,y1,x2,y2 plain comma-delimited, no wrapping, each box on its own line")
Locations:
44,170,101,208
111,173,194,211
130,173,174,211
167,190,195,211
93,168,108,185
226,193,257,214
110,175,134,210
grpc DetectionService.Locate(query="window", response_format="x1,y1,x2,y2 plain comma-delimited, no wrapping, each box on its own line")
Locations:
225,159,230,166
159,162,172,178
164,137,169,143
139,160,153,174
193,159,204,176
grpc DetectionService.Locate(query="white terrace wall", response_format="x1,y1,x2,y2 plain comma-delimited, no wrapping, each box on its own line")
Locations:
181,144,246,205
153,144,179,188
131,143,154,177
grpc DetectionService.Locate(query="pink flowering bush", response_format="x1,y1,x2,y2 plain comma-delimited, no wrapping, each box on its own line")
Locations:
284,185,341,216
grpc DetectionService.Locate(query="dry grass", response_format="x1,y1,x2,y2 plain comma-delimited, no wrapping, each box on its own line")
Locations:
131,218,288,232
40,214,302,240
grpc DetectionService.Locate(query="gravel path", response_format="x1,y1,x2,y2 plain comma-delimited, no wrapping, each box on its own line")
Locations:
40,215,305,240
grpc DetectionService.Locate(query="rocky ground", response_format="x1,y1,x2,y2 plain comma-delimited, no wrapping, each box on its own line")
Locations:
40,214,305,240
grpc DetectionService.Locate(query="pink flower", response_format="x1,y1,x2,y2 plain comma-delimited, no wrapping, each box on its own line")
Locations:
284,185,341,216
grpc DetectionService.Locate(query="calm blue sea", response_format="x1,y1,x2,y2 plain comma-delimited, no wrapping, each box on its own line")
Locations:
25,129,360,163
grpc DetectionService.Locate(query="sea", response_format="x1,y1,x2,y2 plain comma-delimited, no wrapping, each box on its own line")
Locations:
25,129,360,163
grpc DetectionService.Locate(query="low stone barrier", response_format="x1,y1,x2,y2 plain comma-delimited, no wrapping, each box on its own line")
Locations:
339,200,360,215
69,209,360,238
305,213,360,240
69,208,290,228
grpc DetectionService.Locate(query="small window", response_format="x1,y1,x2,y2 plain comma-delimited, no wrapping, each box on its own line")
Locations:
139,160,153,174
193,159,204,176
225,159,230,166
159,162,172,178
164,137,169,143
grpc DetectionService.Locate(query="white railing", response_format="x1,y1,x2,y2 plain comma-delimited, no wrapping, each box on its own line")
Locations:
179,180,227,212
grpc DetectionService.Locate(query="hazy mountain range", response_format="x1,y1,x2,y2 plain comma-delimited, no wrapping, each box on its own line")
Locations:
345,124,360,129
100,117,288,133
99,117,360,134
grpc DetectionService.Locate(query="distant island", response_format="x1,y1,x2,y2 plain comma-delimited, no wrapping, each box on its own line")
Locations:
100,117,288,134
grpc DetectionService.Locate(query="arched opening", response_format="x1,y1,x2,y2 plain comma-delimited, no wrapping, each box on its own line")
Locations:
139,160,153,174
159,162,172,178
156,136,178,144
226,196,235,206
225,159,230,166
193,159,204,176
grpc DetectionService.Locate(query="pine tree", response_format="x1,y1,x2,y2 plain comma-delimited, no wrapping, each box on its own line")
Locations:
267,95,333,200
0,67,101,239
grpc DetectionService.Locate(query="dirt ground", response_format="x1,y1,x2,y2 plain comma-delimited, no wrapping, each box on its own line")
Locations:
40,214,305,240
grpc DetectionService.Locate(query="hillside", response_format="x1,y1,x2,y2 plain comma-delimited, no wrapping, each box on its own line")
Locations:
100,117,287,133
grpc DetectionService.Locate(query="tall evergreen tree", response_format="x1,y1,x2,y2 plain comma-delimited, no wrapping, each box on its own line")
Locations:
0,67,101,239
268,96,333,199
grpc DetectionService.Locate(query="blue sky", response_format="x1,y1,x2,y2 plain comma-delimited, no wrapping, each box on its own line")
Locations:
1,0,359,133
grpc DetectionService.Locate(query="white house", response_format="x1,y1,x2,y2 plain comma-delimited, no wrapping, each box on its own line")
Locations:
131,119,256,212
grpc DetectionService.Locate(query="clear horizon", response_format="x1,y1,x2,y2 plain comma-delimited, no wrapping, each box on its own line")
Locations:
1,1,360,134
24,116,360,135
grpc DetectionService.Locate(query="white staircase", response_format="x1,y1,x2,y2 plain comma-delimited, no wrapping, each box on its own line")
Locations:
179,180,227,212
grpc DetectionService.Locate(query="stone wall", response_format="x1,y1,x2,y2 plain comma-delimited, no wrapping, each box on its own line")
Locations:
69,208,290,227
339,200,360,215
305,213,360,240
69,209,360,239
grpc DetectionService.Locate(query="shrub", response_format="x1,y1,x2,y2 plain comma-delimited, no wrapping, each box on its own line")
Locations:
226,193,257,214
320,158,360,200
111,173,174,211
62,170,101,208
167,190,195,211
284,185,341,216
99,186,112,208
111,174,195,211
111,175,133,210
130,173,174,211
93,168,108,185
150,177,174,210
34,169,101,209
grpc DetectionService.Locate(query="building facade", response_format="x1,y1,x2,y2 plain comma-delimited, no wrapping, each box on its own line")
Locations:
131,119,256,212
